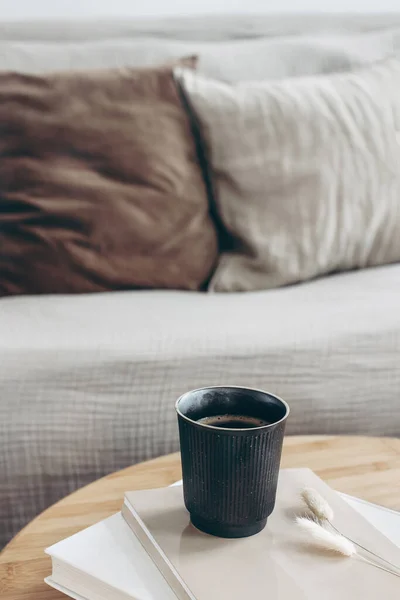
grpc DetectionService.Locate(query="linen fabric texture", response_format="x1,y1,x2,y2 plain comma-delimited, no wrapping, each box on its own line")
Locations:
177,60,400,291
0,58,218,295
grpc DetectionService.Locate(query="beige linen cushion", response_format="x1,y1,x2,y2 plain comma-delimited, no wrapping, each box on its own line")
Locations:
177,60,400,291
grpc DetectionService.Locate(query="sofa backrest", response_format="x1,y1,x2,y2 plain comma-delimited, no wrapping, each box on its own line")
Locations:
1,15,400,79
1,14,400,42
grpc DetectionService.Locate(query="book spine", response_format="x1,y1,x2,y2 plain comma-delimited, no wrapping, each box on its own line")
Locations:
122,502,196,600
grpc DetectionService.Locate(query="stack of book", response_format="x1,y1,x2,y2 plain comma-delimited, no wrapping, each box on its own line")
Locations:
45,469,400,600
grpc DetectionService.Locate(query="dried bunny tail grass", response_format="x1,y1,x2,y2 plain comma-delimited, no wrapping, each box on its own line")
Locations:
296,517,400,578
296,517,356,556
300,488,400,573
301,488,334,522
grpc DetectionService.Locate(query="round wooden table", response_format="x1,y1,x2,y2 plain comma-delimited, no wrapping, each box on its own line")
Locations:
1,435,399,599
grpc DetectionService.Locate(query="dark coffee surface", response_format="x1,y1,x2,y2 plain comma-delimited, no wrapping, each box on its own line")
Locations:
197,414,270,429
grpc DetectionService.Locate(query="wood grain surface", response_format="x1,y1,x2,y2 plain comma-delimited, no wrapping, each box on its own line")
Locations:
1,435,399,599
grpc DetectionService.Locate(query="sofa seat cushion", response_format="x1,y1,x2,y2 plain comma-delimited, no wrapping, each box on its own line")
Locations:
1,264,399,546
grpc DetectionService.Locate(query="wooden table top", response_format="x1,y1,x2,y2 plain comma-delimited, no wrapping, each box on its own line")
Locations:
1,435,399,599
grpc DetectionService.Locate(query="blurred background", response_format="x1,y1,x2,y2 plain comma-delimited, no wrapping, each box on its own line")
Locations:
1,0,400,20
1,0,399,555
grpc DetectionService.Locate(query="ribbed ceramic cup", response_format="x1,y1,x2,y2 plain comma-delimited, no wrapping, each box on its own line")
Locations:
176,386,289,539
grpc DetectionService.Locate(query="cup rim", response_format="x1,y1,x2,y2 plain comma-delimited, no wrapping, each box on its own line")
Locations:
175,385,290,432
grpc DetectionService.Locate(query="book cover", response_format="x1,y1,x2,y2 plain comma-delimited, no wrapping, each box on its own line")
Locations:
122,468,400,600
45,513,176,600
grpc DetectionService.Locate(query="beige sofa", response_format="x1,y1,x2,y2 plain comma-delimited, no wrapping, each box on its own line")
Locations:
1,13,400,548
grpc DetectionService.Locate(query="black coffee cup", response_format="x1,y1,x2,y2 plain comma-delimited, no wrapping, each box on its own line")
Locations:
176,386,289,539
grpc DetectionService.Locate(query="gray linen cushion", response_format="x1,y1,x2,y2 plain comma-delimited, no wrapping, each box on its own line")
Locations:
177,59,400,291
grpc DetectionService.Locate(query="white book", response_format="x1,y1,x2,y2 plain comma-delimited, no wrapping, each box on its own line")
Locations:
45,512,177,600
340,493,400,548
46,479,400,600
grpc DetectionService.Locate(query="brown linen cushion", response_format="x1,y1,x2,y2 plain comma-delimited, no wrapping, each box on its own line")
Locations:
0,58,218,295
